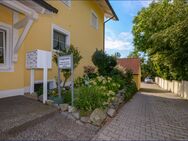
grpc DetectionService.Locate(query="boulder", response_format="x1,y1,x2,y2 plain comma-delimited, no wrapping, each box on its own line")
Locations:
53,103,60,109
80,116,91,123
38,95,43,102
90,108,106,126
68,106,76,112
59,104,69,112
72,112,80,120
46,100,54,106
107,108,116,118
76,120,84,125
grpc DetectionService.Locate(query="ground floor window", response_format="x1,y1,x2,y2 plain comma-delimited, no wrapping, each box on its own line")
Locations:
53,30,66,51
52,24,70,52
0,29,6,64
0,23,13,72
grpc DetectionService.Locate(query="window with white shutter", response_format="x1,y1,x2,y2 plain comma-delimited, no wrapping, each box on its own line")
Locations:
91,11,98,29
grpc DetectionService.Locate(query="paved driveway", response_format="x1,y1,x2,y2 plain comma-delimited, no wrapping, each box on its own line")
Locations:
94,83,188,140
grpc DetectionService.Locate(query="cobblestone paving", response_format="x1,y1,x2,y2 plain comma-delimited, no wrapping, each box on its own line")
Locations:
6,113,99,140
94,83,188,140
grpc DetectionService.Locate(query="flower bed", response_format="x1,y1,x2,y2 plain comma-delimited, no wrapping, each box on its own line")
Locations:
39,49,138,127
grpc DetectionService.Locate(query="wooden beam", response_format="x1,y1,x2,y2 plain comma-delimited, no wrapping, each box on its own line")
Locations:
1,0,38,19
14,19,33,54
13,17,29,29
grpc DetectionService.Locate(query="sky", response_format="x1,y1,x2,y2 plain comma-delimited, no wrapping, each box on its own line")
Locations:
105,0,151,58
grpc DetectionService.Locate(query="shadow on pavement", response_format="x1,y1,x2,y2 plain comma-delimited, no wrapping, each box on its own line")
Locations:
139,88,169,93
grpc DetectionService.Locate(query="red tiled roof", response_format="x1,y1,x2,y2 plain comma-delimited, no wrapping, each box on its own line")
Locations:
117,58,140,75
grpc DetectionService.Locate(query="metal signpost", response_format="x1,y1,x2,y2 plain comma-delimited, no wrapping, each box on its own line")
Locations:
58,54,74,106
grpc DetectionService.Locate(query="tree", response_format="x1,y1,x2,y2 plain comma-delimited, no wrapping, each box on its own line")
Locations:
132,0,188,80
92,49,117,76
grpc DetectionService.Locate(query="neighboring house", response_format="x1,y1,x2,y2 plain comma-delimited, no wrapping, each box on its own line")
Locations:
117,58,141,89
0,0,118,98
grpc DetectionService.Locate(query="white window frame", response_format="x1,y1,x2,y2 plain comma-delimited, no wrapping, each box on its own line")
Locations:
0,22,13,72
91,10,98,30
51,24,70,52
60,0,71,7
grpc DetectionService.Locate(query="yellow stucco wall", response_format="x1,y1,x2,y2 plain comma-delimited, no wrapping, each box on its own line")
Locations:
0,1,104,91
133,75,141,90
133,65,141,90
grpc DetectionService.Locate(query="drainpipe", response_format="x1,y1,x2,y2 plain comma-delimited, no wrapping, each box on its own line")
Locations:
103,16,114,51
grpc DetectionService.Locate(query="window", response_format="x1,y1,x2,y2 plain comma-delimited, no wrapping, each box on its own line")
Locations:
0,23,13,72
91,11,98,29
52,24,70,52
53,30,66,51
61,0,71,7
0,29,5,64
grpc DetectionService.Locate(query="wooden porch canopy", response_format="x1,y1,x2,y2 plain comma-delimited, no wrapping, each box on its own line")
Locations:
0,0,58,62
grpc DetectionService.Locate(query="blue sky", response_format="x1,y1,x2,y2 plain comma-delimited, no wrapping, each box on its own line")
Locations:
105,0,151,57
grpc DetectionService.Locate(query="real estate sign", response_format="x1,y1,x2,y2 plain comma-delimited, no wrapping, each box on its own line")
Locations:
58,55,72,69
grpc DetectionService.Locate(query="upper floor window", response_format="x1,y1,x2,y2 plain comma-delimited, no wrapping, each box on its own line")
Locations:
60,0,71,7
91,11,98,29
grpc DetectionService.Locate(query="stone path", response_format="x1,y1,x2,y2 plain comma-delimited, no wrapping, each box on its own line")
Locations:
94,83,188,140
5,113,99,140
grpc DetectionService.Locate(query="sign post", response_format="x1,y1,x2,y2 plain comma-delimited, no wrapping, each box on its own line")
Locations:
26,50,52,104
58,54,74,106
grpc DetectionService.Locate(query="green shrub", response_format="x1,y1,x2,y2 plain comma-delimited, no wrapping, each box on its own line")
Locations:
92,49,117,76
124,81,137,100
74,86,112,113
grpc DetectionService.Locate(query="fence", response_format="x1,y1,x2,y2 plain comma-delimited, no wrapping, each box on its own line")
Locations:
155,77,188,99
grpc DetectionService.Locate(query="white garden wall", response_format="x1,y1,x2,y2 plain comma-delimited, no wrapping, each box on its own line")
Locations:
155,77,188,99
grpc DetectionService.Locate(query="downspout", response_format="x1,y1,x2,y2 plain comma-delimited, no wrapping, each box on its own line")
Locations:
103,16,114,51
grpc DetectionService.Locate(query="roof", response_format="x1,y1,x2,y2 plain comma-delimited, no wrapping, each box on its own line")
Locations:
104,0,119,21
95,0,119,21
32,0,58,13
117,58,140,75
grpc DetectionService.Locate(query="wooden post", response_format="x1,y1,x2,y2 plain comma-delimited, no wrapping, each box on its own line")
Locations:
43,67,47,104
30,69,34,94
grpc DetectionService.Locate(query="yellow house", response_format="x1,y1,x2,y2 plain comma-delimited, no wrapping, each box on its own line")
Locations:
0,0,118,98
117,58,141,90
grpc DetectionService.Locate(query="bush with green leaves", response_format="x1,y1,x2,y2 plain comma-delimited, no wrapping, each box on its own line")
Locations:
124,81,137,100
92,49,117,76
74,86,115,113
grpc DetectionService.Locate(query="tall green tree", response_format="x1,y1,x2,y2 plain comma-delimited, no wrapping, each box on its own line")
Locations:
133,0,188,80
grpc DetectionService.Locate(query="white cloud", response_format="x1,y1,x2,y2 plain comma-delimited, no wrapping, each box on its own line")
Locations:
105,30,134,52
139,0,152,7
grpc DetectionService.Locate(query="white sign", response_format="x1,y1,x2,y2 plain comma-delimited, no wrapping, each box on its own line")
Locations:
58,55,72,69
26,50,52,69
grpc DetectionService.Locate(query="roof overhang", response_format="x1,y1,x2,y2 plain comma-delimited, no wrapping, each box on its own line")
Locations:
95,0,119,21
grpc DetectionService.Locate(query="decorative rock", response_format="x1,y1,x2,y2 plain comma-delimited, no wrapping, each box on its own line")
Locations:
59,104,69,112
38,95,43,102
90,108,106,126
53,103,60,109
107,108,116,118
31,92,38,96
76,120,84,125
68,106,76,112
72,112,80,120
67,113,76,121
46,100,54,106
80,116,91,123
